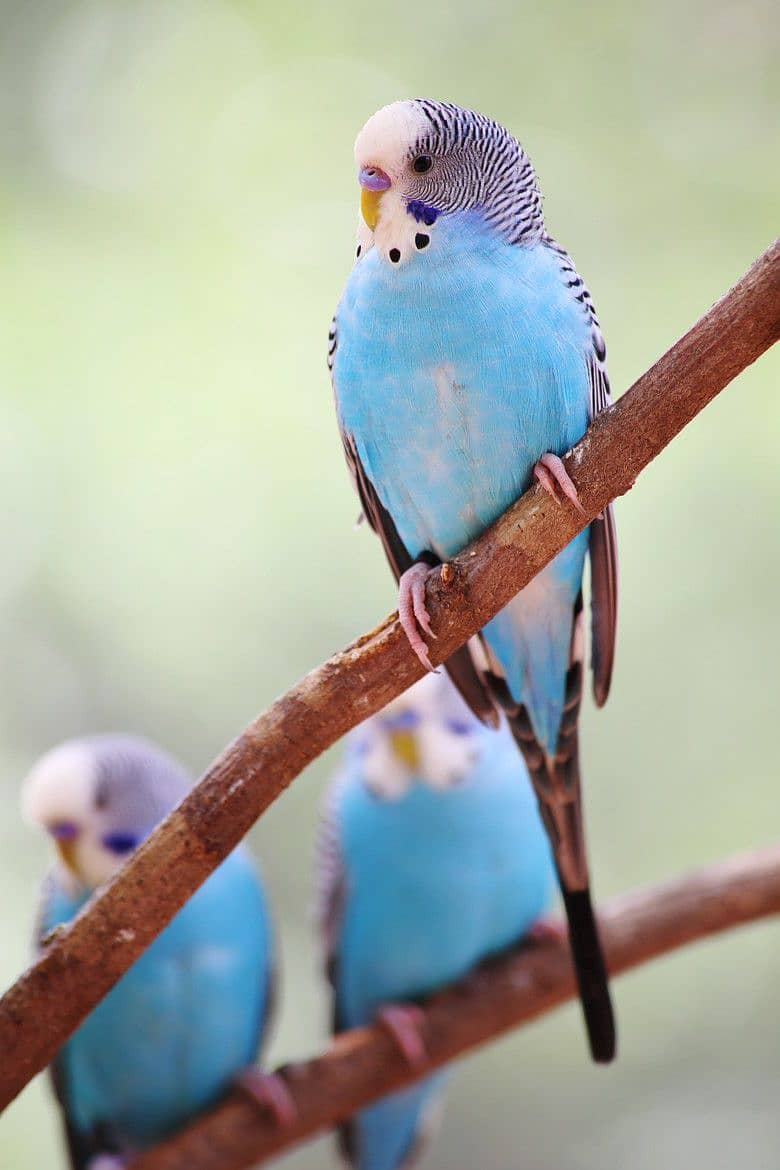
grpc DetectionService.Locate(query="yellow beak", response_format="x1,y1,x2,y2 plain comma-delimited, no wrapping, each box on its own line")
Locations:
55,839,80,876
360,188,383,230
389,729,420,770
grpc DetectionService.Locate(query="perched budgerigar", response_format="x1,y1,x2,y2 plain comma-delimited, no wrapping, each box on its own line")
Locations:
329,99,618,1061
22,735,289,1170
317,674,556,1170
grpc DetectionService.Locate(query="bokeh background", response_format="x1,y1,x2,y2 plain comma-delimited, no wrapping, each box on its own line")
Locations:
0,1,777,1167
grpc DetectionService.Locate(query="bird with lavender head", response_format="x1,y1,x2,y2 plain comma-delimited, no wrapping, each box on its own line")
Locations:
317,674,556,1170
329,99,618,1061
23,734,291,1170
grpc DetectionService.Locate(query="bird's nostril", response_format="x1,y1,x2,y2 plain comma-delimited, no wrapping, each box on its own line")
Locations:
359,166,392,192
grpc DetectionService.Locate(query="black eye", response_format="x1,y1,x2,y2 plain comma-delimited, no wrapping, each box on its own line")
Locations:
101,831,139,855
412,155,432,174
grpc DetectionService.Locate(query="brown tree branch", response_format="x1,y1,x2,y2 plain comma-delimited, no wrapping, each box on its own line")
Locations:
0,241,777,1112
131,845,780,1170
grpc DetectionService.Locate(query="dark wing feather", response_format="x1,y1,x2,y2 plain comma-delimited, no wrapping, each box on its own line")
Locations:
341,432,497,725
586,353,618,706
341,432,413,583
542,237,618,708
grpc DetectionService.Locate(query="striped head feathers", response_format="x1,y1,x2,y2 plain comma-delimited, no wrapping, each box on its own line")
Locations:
353,99,545,265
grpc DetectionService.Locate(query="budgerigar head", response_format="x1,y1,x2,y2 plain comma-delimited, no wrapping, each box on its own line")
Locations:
353,99,544,265
351,673,488,799
21,735,191,891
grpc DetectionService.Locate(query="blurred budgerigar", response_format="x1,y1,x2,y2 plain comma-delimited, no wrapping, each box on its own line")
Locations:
22,735,289,1170
329,99,618,1061
317,674,556,1170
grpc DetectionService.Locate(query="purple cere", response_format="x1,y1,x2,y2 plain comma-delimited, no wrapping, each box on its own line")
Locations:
48,820,79,842
406,200,439,226
359,166,391,191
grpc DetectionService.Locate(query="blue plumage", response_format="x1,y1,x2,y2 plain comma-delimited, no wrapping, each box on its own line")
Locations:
330,99,618,1060
335,208,589,752
41,848,272,1150
23,735,275,1167
319,677,555,1169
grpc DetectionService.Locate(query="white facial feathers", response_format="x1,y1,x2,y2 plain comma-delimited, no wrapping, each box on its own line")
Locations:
21,740,97,832
354,100,428,178
358,674,482,799
22,735,190,891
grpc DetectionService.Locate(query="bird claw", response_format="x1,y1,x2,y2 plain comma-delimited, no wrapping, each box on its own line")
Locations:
398,563,438,673
376,1003,428,1068
527,915,566,946
533,453,585,514
232,1067,297,1127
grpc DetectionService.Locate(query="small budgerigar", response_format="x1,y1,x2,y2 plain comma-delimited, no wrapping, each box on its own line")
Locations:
23,734,290,1170
329,99,618,1061
317,674,556,1170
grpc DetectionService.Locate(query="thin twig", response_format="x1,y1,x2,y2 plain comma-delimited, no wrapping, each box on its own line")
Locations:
0,241,777,1112
132,845,780,1169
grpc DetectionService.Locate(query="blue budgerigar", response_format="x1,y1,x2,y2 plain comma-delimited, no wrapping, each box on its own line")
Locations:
329,100,618,1061
22,735,289,1170
317,674,556,1170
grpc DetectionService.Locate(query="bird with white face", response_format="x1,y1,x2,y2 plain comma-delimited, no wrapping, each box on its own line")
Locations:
23,734,290,1170
317,674,556,1170
330,99,618,1061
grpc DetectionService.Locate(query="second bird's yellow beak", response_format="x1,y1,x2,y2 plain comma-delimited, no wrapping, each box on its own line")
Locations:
389,729,420,770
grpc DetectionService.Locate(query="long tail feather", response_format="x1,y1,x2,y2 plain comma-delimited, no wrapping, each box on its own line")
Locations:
505,657,616,1063
560,885,615,1062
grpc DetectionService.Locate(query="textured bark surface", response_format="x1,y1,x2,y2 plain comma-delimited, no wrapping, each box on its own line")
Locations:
132,845,780,1170
0,240,777,1113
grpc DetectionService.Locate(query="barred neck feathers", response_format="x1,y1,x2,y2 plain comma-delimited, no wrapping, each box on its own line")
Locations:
412,100,545,246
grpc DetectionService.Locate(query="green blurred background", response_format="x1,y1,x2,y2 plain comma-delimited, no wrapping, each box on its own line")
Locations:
0,1,777,1167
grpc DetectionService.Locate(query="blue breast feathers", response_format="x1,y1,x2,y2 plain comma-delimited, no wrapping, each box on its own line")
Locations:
333,214,592,750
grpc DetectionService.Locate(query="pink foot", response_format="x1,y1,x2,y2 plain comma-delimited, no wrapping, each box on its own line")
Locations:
233,1067,297,1126
527,915,567,946
376,1004,428,1068
398,564,438,673
533,453,585,514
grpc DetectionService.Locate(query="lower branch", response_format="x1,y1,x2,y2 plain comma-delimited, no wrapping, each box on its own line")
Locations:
133,844,780,1170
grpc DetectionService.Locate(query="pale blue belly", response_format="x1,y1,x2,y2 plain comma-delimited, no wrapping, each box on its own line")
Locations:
334,220,590,561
